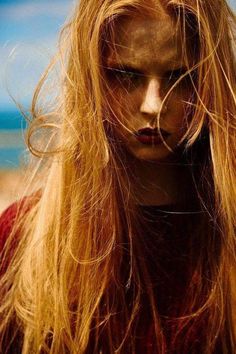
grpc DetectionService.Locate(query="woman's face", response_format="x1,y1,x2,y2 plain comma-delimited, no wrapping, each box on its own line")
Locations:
105,11,193,162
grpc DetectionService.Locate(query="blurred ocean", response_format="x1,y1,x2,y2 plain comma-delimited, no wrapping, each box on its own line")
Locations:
0,110,28,169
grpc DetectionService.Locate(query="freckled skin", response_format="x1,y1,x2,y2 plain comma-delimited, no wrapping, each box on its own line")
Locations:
106,13,193,162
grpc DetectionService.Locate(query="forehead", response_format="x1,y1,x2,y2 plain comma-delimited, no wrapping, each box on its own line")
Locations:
107,13,184,70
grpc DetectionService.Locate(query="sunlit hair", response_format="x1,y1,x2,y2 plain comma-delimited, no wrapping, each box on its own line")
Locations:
0,0,235,353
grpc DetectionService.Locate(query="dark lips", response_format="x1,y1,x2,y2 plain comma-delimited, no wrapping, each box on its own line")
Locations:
135,128,170,145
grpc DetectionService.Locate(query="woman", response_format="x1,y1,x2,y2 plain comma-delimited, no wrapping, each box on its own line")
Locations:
0,0,235,353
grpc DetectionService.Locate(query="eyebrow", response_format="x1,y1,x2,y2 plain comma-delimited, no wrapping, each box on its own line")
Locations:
104,63,145,74
106,58,187,73
106,58,140,69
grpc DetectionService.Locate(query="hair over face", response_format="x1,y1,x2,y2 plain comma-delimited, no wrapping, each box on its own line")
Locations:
0,1,236,353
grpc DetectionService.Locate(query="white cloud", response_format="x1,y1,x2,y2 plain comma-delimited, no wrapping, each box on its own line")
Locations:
0,1,75,21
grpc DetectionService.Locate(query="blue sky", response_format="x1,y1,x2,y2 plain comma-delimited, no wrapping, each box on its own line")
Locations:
0,0,74,111
0,0,236,112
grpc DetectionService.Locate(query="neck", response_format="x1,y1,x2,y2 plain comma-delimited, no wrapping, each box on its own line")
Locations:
129,156,195,206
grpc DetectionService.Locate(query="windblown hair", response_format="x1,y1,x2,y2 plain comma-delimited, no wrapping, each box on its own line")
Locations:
0,0,235,353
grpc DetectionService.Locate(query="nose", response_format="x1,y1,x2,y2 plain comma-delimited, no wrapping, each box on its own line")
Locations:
140,78,166,117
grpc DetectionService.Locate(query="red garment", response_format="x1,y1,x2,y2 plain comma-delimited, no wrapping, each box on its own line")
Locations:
0,200,226,353
0,194,39,276
0,199,161,353
0,200,23,249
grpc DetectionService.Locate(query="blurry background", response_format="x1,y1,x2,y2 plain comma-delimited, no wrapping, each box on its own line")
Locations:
0,0,74,212
0,0,236,212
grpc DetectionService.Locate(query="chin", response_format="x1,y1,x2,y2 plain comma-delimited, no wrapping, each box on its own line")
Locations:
128,144,174,162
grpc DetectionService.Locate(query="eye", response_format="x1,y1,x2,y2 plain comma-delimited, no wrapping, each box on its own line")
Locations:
105,66,144,90
165,67,196,87
166,68,188,84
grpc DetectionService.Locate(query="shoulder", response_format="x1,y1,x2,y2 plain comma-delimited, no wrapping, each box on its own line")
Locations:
0,200,22,251
0,195,37,251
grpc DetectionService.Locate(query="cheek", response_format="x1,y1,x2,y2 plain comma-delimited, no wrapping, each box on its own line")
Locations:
109,90,141,126
117,89,140,109
105,92,135,136
166,90,191,128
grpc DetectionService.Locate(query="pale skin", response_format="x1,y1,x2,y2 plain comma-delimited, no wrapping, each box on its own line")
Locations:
106,9,196,206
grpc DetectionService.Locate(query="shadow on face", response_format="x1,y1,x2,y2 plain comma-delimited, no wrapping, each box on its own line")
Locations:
102,7,198,162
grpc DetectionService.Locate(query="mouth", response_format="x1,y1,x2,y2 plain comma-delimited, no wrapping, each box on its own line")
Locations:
134,127,170,145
